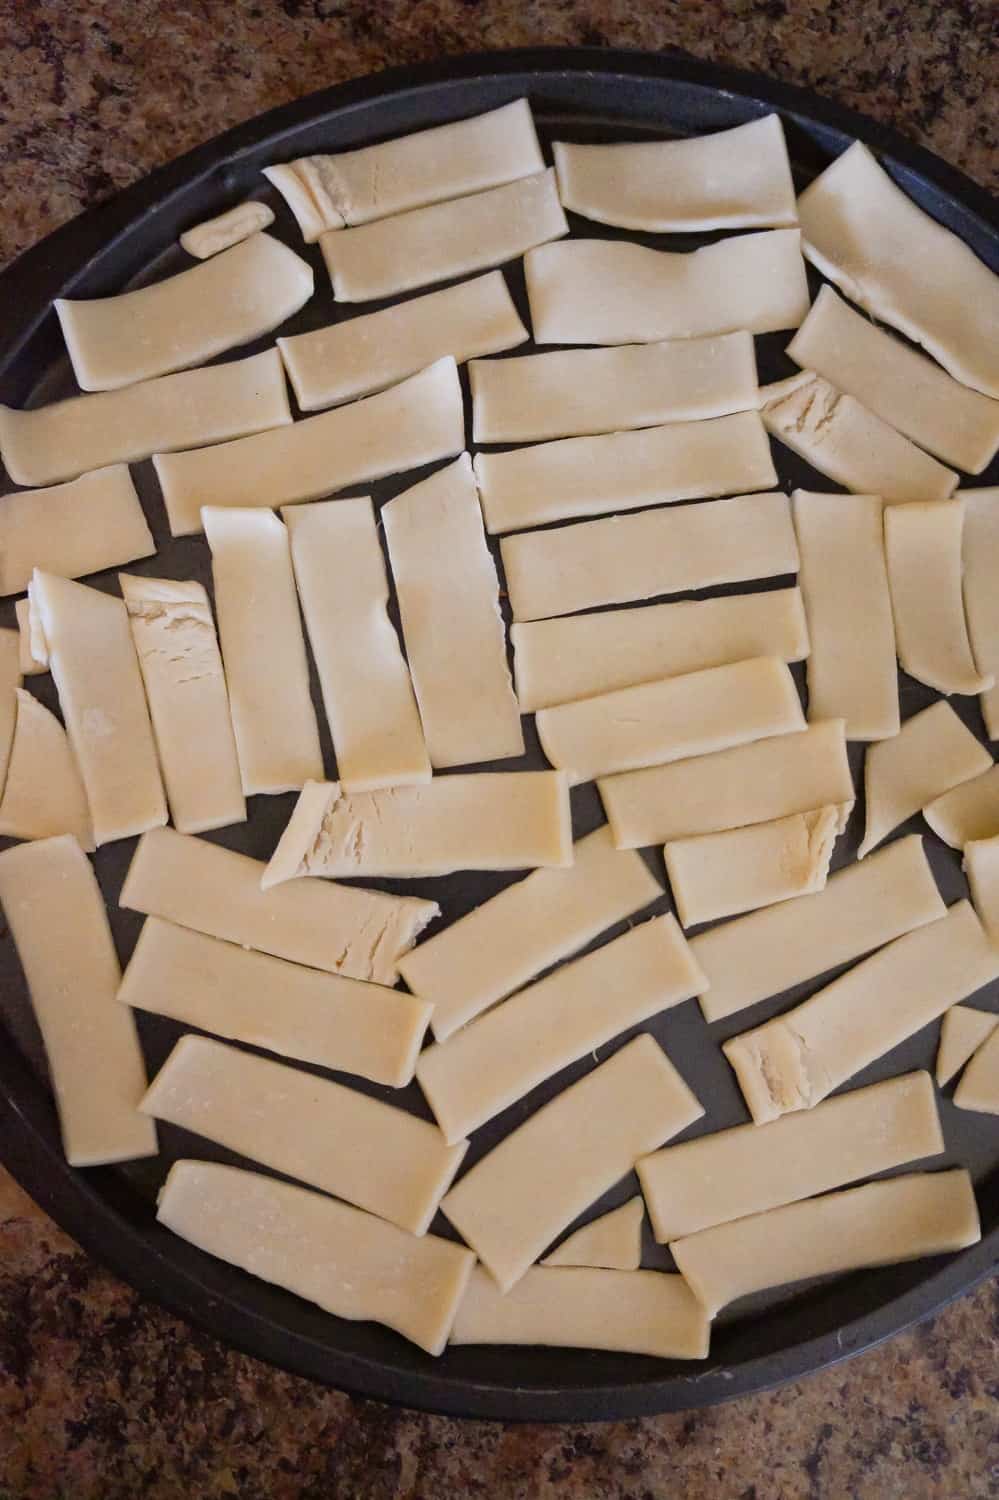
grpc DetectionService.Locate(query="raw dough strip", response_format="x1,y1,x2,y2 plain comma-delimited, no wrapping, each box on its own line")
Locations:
963,489,999,739
797,140,999,399
541,1197,645,1271
0,689,93,849
56,233,314,392
692,834,944,1023
953,1027,999,1114
671,1170,980,1318
119,917,432,1089
441,1033,702,1291
964,835,999,947
158,1161,474,1357
284,498,431,791
320,169,568,302
140,1035,467,1236
0,466,153,597
180,201,275,259
0,628,20,794
120,575,246,834
416,915,707,1143
382,456,523,769
924,766,999,849
15,600,45,676
155,357,465,536
525,230,810,346
0,836,156,1166
120,826,438,986
397,824,662,1043
936,1005,997,1086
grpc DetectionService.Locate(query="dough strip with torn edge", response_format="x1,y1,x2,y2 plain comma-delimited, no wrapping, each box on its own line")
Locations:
29,571,167,845
441,1032,702,1292
786,285,999,475
381,455,523,769
469,332,759,445
319,169,567,303
56,233,313,392
120,826,438,985
475,410,776,534
397,823,661,1044
671,1169,980,1319
0,628,21,794
963,489,999,740
120,575,246,834
541,1197,645,1271
158,1160,474,1358
0,689,93,849
0,466,153,597
924,765,999,849
416,914,706,1143
262,773,572,886
180,200,275,259
797,140,999,400
119,917,432,1089
525,230,809,345
0,349,291,488
15,601,44,676
760,372,957,503
723,900,999,1125
284,497,431,792
279,271,527,412
953,1026,999,1115
936,1005,998,1087
204,507,323,797
155,356,465,536
0,835,156,1166
140,1034,467,1236
501,491,798,623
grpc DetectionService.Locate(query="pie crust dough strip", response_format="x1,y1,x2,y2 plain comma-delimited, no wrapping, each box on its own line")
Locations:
203,508,323,797
262,773,572,885
319,169,568,302
964,835,999,948
155,357,465,536
0,466,154,597
120,826,438,985
924,766,999,849
525,229,810,345
56,233,314,392
416,915,707,1143
157,1160,474,1357
180,200,275,259
0,627,20,794
671,1170,980,1319
440,1033,702,1292
15,600,45,676
962,489,999,739
475,410,777,534
119,574,246,834
797,140,999,399
786,285,999,475
140,1035,467,1236
723,900,999,1125
29,571,167,845
0,835,156,1166
501,491,799,623
0,349,291,487
120,917,432,1088
284,497,431,791
936,1005,997,1087
692,833,945,1023
953,1026,999,1115
0,689,94,849
396,824,662,1043
469,332,759,445
382,456,523,769
541,1197,645,1271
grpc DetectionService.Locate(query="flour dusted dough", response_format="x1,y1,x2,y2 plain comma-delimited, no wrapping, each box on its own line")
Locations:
15,601,44,676
964,835,999,947
0,466,153,596
963,489,999,739
885,500,991,695
0,628,20,794
0,690,93,849
953,1027,999,1114
936,1005,997,1087
541,1197,645,1271
924,766,999,849
180,201,275,258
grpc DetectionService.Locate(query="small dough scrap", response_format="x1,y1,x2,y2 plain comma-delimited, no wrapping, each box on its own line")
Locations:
180,200,275,258
0,689,93,849
963,489,999,739
936,1006,998,1087
0,466,154,597
0,627,21,793
542,1198,645,1271
964,835,999,946
15,600,45,676
924,766,999,849
953,1027,999,1114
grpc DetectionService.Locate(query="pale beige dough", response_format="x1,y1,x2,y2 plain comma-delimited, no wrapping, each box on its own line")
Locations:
24,593,48,669
0,466,153,597
262,164,325,241
953,1026,999,1114
936,1005,997,1087
541,1197,645,1271
180,200,275,259
964,835,999,947
15,600,45,676
0,627,21,794
962,489,999,738
924,766,999,849
885,500,991,695
0,689,93,849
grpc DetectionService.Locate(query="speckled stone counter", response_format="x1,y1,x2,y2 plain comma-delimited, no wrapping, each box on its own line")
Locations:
0,3,997,1496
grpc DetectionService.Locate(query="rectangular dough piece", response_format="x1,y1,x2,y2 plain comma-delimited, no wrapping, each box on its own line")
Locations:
279,272,527,411
119,575,245,834
963,489,999,739
0,349,291,488
0,466,154,597
56,233,314,392
155,357,465,536
441,1033,702,1291
284,498,430,791
936,1003,998,1086
953,1026,999,1114
120,826,438,985
525,230,810,345
180,200,275,258
0,836,156,1166
120,917,432,1088
671,1169,980,1318
501,492,798,623
319,170,568,303
692,833,945,1023
924,766,999,849
541,1197,645,1271
158,1160,474,1357
0,689,94,849
964,835,999,947
793,490,898,740
141,1035,467,1235
381,456,523,769
416,915,707,1143
0,627,21,793
15,600,45,676
397,824,662,1043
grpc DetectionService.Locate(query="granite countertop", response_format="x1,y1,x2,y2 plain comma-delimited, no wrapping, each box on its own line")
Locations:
1,2,997,1495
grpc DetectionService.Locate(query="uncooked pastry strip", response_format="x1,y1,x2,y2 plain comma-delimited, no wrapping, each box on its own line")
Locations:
382,456,523,768
885,500,991,695
936,1006,997,1087
541,1198,645,1270
964,835,999,947
0,466,153,596
441,1033,702,1291
0,627,20,794
15,600,44,676
962,489,999,739
24,593,48,669
953,1027,999,1114
924,766,999,849
0,690,93,849
180,201,275,258
0,836,156,1166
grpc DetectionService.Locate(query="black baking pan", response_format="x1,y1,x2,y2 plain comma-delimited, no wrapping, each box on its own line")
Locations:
0,48,997,1422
